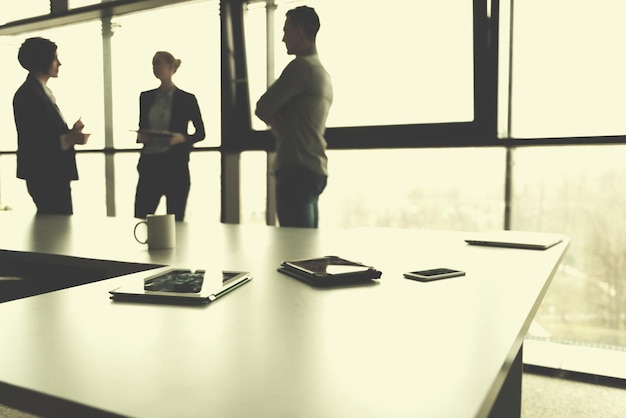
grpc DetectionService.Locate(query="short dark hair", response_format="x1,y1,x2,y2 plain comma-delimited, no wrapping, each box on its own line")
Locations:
18,37,57,73
286,6,320,40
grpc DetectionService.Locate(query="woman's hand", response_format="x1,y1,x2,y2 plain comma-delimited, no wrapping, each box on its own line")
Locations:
61,118,90,149
67,131,90,145
72,118,85,132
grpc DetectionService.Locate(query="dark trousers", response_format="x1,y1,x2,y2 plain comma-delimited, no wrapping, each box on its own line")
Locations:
275,166,327,228
26,178,73,215
134,155,190,222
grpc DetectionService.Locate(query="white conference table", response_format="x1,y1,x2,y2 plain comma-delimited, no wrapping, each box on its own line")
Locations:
0,213,568,418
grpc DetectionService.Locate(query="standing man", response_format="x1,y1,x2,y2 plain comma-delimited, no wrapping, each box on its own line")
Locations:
255,6,333,228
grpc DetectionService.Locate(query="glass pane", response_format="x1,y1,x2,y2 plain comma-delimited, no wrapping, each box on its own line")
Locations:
510,0,626,138
0,2,49,25
0,153,106,216
0,155,35,213
110,1,221,149
319,149,505,229
1,21,104,152
244,3,268,132
247,0,474,130
73,153,106,216
114,151,220,222
513,146,626,348
113,153,139,219
43,22,104,151
69,0,100,8
240,148,506,229
241,151,269,225
186,151,221,222
0,36,23,152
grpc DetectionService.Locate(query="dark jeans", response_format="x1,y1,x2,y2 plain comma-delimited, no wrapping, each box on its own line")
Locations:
134,154,190,222
26,178,73,215
275,166,327,228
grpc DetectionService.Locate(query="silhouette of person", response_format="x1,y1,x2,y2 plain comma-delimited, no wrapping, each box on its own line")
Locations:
255,6,333,228
13,37,90,215
134,51,205,222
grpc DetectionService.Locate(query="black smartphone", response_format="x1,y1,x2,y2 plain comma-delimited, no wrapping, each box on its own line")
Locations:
403,268,465,282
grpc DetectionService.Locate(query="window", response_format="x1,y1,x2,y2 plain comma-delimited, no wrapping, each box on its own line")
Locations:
247,0,474,130
69,0,102,8
320,148,505,229
0,36,27,152
241,151,269,225
0,154,107,215
0,21,104,151
73,153,107,216
507,0,626,359
113,153,140,219
110,1,221,149
0,155,32,212
0,3,50,25
186,152,221,222
1,1,220,217
0,21,103,213
510,0,626,138
42,21,105,151
114,151,221,221
513,146,626,348
240,148,507,230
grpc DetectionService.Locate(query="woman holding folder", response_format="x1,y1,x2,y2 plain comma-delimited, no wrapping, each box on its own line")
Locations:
134,51,205,222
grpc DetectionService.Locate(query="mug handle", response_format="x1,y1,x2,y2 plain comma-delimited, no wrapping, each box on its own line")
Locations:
134,221,148,244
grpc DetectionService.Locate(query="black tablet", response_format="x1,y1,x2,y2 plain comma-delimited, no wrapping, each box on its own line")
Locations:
278,256,381,287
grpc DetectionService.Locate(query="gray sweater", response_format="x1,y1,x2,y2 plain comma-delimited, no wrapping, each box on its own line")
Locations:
255,49,333,175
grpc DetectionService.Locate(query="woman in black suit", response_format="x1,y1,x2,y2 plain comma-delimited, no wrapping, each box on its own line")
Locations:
134,51,205,221
13,37,89,214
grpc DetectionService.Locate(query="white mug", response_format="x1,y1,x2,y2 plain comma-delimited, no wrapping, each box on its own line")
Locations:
134,214,176,250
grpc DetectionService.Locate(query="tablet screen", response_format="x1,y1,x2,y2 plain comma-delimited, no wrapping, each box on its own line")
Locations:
110,269,251,303
144,270,205,293
288,257,370,275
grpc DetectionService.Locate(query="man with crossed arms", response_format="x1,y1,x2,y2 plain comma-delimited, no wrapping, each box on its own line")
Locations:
255,6,333,228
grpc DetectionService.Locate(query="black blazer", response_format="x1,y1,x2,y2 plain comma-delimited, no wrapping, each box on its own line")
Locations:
13,74,77,181
139,87,205,162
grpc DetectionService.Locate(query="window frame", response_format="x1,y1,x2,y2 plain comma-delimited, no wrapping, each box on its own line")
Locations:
224,0,497,152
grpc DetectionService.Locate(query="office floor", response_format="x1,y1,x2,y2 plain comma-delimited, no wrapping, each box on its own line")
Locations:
0,405,37,418
1,372,625,417
522,371,626,417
